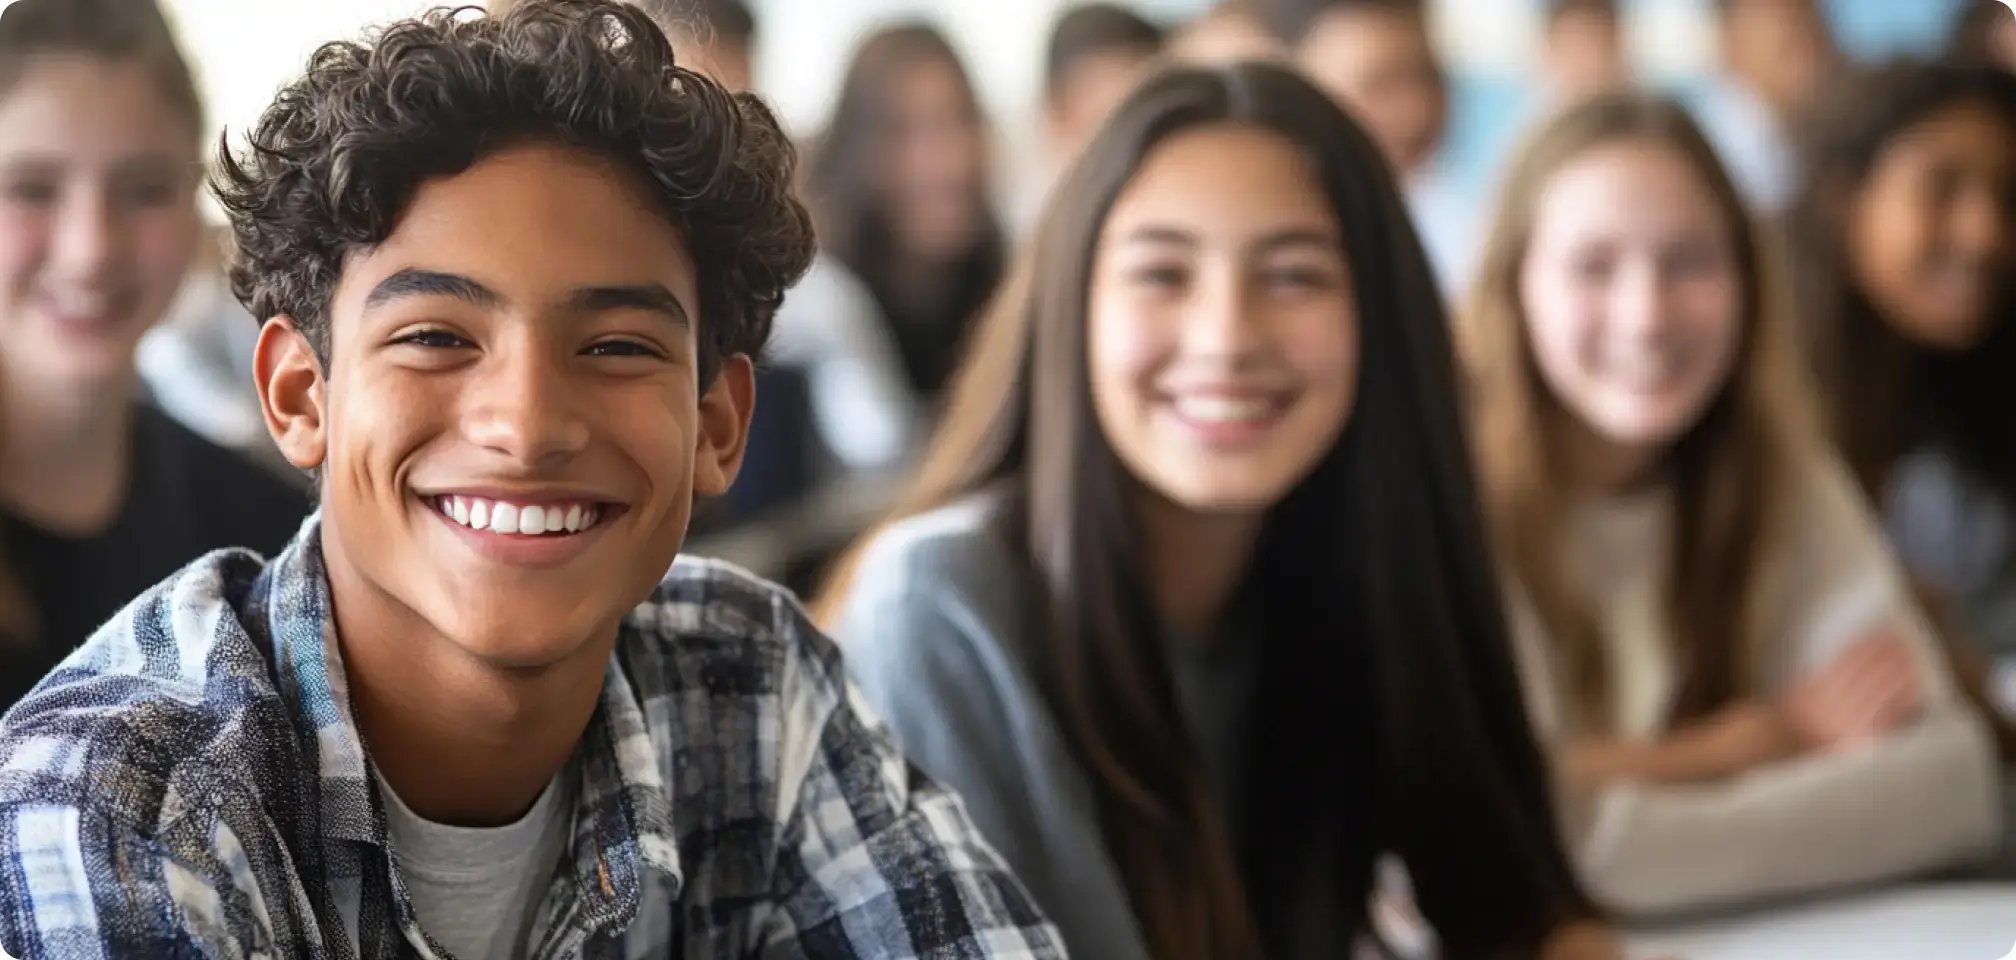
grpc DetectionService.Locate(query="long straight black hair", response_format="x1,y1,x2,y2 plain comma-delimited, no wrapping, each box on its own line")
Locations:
819,62,1591,959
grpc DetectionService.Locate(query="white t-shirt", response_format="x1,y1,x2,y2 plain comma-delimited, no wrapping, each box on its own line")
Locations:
375,763,577,959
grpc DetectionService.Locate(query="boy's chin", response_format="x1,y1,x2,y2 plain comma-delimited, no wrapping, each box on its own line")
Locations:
431,608,618,672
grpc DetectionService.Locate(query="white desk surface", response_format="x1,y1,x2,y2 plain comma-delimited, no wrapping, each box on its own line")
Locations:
1626,884,2016,959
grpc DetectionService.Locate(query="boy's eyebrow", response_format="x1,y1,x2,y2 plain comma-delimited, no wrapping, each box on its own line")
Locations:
364,268,505,312
567,284,691,328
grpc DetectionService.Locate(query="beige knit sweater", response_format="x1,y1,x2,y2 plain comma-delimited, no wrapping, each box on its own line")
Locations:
1508,451,2003,916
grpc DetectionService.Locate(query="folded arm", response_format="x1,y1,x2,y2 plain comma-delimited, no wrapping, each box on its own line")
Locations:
1571,706,2000,915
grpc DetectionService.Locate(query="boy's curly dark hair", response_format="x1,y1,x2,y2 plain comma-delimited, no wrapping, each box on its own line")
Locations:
213,0,814,385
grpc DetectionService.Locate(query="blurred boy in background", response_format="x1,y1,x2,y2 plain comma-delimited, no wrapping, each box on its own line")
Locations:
1044,3,1165,166
1543,0,1628,104
1694,0,1839,212
1268,0,1473,294
1168,0,1283,65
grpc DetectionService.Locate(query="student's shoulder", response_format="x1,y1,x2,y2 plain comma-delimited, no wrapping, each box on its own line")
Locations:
138,402,275,488
850,490,1023,605
837,492,1040,691
0,549,292,837
139,403,309,552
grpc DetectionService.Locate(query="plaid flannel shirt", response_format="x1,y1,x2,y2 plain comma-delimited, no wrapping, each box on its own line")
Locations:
0,516,1063,959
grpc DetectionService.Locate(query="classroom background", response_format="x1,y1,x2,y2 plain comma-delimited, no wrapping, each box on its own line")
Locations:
6,0,2016,955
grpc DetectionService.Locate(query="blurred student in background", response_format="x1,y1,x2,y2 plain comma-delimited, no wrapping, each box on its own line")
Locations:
1694,0,1839,214
1044,4,1165,169
1464,92,2003,917
807,24,1004,403
821,62,1621,960
1014,4,1168,237
0,0,302,708
1951,0,2016,71
1268,0,1473,295
1947,0,2016,72
1167,0,1281,66
1790,63,2016,677
1542,0,1628,105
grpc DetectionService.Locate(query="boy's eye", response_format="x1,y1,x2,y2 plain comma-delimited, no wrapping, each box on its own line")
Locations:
584,339,662,359
394,329,471,349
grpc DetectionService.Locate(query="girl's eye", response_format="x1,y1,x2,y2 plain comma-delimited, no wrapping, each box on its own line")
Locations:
1130,265,1189,289
1261,266,1335,292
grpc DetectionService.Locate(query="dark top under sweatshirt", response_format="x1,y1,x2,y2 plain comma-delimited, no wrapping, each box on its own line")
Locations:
0,403,305,709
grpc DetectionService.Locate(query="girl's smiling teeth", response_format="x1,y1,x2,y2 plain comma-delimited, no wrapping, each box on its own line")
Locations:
427,495,604,536
1168,393,1285,424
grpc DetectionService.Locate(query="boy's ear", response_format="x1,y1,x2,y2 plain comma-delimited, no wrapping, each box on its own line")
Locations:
693,354,755,497
254,317,328,472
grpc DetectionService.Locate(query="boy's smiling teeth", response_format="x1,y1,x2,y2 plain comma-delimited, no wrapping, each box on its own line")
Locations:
431,496,600,536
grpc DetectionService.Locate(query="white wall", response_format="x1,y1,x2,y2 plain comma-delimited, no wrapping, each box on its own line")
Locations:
157,0,1153,147
154,0,1699,148
155,0,1961,160
160,0,467,149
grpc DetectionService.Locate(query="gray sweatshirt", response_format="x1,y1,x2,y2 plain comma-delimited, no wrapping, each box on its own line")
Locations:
834,492,1360,959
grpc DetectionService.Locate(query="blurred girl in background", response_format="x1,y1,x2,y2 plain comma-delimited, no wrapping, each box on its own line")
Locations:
807,23,1005,401
1465,92,2002,917
0,0,301,707
820,62,1617,960
1790,63,2016,686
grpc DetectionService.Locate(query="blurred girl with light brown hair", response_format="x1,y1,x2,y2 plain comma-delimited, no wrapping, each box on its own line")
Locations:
1463,91,2003,917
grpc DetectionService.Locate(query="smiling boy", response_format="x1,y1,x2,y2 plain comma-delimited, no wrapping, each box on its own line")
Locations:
0,2,1061,957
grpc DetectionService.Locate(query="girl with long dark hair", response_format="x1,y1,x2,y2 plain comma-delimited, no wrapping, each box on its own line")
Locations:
1790,62,2016,670
817,63,1609,960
